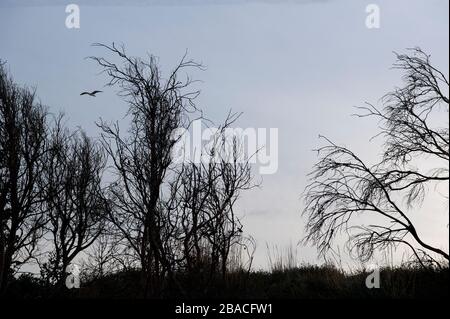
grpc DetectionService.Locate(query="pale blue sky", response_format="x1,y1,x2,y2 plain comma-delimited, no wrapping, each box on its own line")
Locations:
0,0,448,269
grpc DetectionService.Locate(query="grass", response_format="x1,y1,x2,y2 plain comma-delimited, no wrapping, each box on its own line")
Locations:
4,264,448,299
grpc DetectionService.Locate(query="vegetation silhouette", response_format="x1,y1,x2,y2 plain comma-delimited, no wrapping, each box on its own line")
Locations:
0,47,448,299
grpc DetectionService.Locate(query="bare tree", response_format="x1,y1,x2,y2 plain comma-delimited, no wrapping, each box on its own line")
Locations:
40,115,108,285
82,231,121,280
202,133,255,279
91,43,203,296
166,113,256,284
303,48,449,268
0,62,48,294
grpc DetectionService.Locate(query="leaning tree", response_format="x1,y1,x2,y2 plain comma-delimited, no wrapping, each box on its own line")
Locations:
303,48,449,268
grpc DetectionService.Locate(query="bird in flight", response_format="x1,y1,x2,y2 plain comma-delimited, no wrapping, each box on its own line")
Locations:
80,90,102,97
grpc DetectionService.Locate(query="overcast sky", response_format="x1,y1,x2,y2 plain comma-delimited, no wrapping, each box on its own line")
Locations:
0,0,448,269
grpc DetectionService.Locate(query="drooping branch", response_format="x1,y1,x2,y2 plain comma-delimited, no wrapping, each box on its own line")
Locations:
303,48,449,267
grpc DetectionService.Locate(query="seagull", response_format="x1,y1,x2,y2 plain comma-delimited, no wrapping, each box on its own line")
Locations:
80,90,103,97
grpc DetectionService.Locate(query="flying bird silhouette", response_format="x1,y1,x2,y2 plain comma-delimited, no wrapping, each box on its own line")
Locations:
80,90,102,97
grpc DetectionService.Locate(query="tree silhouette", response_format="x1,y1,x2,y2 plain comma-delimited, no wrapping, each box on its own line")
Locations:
91,43,203,296
166,113,256,286
0,62,48,294
40,115,108,285
303,48,449,268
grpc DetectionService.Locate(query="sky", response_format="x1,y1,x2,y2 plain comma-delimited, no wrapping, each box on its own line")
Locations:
0,0,448,270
